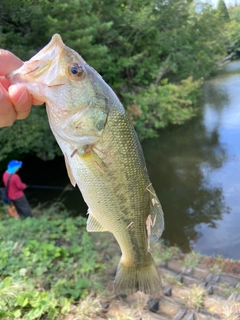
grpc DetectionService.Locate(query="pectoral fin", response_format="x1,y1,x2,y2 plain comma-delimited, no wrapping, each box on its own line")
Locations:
86,209,108,232
146,184,164,243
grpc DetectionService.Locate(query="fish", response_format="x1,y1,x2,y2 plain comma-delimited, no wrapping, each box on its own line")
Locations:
7,34,164,295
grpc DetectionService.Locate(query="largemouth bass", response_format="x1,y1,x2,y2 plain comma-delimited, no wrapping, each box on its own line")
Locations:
8,34,164,295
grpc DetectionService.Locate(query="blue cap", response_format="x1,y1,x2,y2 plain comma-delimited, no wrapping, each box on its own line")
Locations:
6,160,22,174
8,160,22,169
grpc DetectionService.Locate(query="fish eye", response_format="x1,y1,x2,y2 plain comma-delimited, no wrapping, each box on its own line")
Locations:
70,66,79,74
67,63,85,80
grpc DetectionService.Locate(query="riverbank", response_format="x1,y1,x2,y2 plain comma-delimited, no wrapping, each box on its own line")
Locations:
86,233,240,320
0,206,240,319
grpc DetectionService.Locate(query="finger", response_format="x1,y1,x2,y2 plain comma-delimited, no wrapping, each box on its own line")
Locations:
0,50,23,75
0,84,17,127
8,84,33,120
0,76,11,91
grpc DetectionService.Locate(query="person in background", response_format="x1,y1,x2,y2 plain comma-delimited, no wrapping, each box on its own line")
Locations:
2,160,33,218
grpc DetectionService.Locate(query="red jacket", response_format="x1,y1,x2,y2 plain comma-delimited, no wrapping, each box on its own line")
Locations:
2,171,26,200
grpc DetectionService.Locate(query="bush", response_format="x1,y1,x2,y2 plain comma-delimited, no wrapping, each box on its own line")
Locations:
128,77,203,140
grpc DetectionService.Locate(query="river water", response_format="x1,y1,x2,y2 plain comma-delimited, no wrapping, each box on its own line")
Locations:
20,61,240,259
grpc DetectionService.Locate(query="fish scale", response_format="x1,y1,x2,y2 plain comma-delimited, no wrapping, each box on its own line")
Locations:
8,34,165,295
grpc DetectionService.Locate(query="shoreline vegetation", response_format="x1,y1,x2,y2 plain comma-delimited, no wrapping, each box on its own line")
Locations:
0,203,239,319
1,1,240,165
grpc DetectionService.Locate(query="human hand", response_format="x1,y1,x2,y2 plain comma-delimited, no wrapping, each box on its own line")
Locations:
0,49,42,127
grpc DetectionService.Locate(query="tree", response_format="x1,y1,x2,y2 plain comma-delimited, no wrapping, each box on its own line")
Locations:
225,5,240,57
0,0,51,59
217,0,230,21
94,0,226,138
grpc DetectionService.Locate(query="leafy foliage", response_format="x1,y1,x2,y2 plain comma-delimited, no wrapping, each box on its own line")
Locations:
217,0,230,21
0,208,103,319
0,0,51,60
129,77,203,140
0,0,228,161
225,5,240,58
97,0,225,84
46,0,112,70
0,108,61,162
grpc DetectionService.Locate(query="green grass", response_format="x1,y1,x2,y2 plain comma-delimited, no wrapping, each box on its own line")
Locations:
181,285,206,311
183,251,202,268
151,241,181,264
0,204,104,319
209,254,226,274
161,272,183,287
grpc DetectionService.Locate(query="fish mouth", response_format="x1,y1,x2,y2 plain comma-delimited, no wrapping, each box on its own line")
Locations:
7,34,66,86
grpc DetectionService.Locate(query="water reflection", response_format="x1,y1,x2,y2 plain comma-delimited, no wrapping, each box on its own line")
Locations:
194,62,240,259
203,81,229,111
142,115,228,252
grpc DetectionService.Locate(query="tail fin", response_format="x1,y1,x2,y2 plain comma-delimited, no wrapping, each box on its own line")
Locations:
114,254,161,295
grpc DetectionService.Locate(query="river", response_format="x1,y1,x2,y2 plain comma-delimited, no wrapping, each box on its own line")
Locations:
19,61,240,259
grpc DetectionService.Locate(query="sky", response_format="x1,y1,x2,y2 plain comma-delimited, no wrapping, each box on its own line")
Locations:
200,0,240,7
